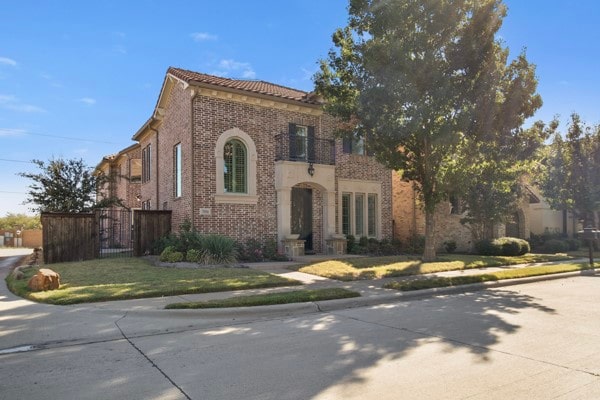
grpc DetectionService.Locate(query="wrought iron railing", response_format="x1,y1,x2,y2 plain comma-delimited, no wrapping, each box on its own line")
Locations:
275,133,335,165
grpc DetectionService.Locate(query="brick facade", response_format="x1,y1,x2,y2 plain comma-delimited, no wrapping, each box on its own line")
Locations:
107,68,394,254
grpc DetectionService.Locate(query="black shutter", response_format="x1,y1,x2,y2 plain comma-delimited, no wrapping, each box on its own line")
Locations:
289,123,297,160
307,126,315,162
342,137,352,154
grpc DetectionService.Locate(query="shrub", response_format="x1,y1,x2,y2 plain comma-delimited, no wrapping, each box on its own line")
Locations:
541,239,568,254
358,236,369,247
201,234,237,264
565,238,581,251
159,246,175,262
186,248,204,263
166,251,184,263
474,237,530,256
444,240,457,254
474,239,500,256
153,234,180,255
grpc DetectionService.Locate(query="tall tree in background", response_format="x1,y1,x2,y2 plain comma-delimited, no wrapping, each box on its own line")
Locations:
19,158,119,213
315,0,541,260
538,114,600,227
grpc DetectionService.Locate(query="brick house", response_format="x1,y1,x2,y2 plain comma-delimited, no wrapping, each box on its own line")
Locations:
96,143,142,209
108,67,393,255
392,173,576,252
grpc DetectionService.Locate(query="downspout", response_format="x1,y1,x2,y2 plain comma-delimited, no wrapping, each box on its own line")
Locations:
190,90,197,230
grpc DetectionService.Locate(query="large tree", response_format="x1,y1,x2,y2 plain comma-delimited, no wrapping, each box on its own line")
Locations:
315,0,541,260
19,158,119,213
538,114,600,227
455,121,549,241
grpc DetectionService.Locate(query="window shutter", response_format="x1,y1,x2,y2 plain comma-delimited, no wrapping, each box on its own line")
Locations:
307,126,315,162
289,123,297,159
342,137,352,154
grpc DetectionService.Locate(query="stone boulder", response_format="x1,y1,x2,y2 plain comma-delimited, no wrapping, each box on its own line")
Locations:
27,268,61,291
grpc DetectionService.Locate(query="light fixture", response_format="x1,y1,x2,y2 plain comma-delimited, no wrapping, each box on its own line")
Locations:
307,162,315,177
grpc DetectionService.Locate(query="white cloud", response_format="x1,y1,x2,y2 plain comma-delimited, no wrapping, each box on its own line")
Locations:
214,59,256,79
191,32,218,42
78,97,97,105
113,45,127,54
0,94,46,113
0,128,27,137
0,57,17,67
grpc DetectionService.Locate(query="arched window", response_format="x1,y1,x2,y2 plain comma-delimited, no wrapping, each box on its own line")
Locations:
223,139,247,193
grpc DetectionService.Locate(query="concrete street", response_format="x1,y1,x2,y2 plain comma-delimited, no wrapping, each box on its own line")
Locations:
1,251,600,399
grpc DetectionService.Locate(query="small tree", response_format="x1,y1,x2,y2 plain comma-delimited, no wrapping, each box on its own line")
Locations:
19,158,120,213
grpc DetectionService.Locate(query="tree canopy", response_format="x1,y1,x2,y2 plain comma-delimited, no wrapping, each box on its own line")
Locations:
19,158,119,213
538,114,600,227
0,213,41,230
315,0,542,260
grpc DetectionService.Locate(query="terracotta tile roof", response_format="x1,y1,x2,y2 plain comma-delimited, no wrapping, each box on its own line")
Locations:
168,67,321,105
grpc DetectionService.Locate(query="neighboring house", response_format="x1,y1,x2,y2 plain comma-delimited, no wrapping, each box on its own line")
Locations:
105,67,393,255
96,143,142,209
392,172,577,251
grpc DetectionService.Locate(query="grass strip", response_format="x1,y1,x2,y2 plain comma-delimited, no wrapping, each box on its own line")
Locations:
384,262,596,291
6,258,300,305
297,253,574,281
165,288,360,309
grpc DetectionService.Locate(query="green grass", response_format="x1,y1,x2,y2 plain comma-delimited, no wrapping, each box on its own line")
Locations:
384,262,597,291
6,258,300,305
165,288,360,309
296,253,574,281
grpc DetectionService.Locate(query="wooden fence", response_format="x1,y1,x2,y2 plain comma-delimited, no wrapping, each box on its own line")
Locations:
41,210,172,263
41,213,98,264
133,210,172,256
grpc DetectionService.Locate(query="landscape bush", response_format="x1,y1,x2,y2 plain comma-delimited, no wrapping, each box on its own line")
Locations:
159,246,184,263
444,240,457,254
541,239,568,253
474,237,530,256
236,238,288,262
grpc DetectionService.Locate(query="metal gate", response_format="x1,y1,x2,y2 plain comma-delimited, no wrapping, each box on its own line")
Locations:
97,209,134,258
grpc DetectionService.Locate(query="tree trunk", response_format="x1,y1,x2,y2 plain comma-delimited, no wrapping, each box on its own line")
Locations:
423,208,436,262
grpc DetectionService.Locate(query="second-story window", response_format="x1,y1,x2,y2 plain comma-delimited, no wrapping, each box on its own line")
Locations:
173,143,182,198
289,123,315,161
343,136,366,155
224,139,247,193
142,144,152,183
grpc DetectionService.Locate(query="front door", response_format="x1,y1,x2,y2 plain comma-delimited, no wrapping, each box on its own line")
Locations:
291,187,313,251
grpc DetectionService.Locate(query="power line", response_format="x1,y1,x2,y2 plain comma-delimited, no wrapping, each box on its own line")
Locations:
1,129,122,144
0,158,33,164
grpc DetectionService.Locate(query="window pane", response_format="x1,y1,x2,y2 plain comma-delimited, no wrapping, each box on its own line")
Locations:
174,144,182,197
368,193,377,237
342,193,351,235
355,193,364,237
352,137,365,155
295,125,307,160
224,139,247,193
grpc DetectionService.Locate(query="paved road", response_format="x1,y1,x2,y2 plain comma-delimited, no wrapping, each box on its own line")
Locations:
1,250,599,400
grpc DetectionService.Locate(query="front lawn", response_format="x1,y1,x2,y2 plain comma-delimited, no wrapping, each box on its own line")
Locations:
295,253,574,281
384,262,597,291
7,258,300,305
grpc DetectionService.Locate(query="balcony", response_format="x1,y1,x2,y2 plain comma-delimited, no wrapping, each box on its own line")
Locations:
275,133,335,165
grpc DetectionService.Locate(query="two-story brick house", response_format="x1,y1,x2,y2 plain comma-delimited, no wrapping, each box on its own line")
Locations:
115,67,393,255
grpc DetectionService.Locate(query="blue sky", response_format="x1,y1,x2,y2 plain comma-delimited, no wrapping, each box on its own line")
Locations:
1,0,599,215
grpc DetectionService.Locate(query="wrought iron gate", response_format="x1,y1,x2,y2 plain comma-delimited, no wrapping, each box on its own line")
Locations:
97,209,134,258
